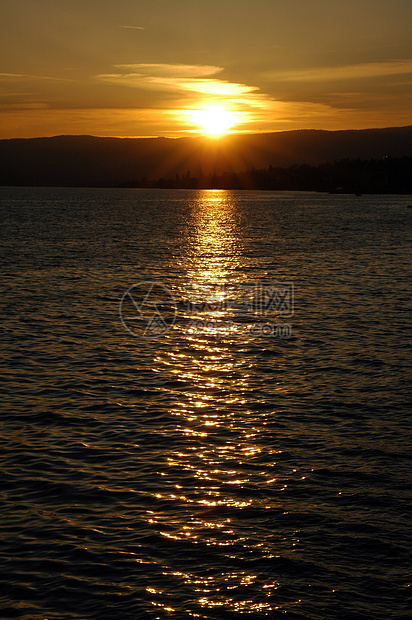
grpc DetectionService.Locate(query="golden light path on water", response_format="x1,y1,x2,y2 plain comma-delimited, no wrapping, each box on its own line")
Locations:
147,191,300,616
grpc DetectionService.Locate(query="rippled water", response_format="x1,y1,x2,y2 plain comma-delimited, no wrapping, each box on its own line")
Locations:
1,187,411,620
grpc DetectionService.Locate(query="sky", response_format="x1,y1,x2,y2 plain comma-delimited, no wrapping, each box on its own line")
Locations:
1,0,412,138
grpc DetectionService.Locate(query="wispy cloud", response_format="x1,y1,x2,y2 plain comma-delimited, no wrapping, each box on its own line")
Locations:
262,60,412,82
96,63,272,111
113,64,223,78
0,102,49,110
0,72,72,82
120,25,145,30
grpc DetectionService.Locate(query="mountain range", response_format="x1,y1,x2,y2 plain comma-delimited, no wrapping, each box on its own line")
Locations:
1,126,412,187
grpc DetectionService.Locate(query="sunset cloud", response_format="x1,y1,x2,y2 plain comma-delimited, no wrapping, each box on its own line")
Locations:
111,63,224,78
93,60,412,135
263,60,412,83
96,63,274,112
0,73,71,82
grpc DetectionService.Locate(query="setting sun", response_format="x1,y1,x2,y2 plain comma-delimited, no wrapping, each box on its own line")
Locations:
191,106,238,135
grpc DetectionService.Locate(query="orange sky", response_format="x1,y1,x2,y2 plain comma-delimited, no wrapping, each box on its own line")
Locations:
1,0,412,138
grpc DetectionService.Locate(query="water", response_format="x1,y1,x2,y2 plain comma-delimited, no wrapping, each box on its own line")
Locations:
0,187,411,620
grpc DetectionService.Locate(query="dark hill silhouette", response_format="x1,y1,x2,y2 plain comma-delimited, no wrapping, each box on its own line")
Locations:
0,126,411,187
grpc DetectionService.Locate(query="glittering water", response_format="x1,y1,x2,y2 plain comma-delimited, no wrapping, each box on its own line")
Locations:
1,187,411,620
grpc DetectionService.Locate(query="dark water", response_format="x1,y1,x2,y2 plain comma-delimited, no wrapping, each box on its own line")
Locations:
1,187,411,620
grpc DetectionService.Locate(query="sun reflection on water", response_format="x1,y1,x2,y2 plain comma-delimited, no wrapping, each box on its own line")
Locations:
183,189,243,284
145,191,299,616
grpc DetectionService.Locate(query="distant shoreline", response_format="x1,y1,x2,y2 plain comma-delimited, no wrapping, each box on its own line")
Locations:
1,126,411,191
1,156,411,195
115,157,412,194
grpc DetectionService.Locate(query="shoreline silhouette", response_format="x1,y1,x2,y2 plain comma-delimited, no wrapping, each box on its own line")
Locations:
1,126,411,191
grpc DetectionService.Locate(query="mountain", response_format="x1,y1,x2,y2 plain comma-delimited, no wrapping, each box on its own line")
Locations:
0,126,412,187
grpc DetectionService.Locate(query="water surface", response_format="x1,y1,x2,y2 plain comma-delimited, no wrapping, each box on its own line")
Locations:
1,188,411,619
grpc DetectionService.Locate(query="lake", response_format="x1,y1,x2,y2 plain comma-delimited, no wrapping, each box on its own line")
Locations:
1,187,411,619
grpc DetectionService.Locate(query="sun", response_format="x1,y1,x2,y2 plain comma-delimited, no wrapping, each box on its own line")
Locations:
191,106,238,136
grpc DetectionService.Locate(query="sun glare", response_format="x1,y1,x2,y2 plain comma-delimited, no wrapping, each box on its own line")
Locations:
191,106,238,136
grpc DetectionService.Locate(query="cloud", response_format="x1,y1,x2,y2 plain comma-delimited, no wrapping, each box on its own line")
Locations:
0,102,49,110
89,62,412,135
113,64,223,78
154,78,258,98
121,25,145,30
0,72,71,82
0,107,188,139
96,63,274,113
262,60,412,82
